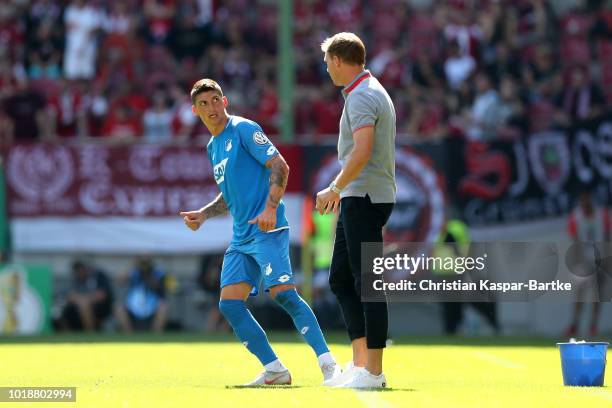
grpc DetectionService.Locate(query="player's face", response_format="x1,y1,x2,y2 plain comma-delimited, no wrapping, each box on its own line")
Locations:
324,53,340,86
192,91,228,128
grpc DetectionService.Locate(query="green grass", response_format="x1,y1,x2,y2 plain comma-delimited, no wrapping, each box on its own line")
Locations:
1,332,610,408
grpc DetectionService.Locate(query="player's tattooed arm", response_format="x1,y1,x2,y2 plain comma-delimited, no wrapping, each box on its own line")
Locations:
265,155,289,210
201,193,229,219
180,193,227,231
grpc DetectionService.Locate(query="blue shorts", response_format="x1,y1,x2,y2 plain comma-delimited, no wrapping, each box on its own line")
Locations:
220,228,294,296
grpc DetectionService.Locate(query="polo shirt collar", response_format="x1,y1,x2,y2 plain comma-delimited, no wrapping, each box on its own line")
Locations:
343,70,371,95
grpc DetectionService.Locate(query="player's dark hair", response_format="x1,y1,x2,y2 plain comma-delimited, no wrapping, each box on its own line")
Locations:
321,32,366,66
191,79,223,104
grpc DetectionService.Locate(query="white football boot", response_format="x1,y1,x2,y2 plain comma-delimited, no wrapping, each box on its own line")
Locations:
323,361,363,386
244,369,292,386
338,368,387,389
320,361,342,385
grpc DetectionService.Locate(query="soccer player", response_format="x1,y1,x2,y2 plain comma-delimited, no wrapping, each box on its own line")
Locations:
316,32,396,388
180,79,340,386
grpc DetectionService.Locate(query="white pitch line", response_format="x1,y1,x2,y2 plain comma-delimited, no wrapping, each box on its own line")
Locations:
355,390,394,408
472,350,526,370
592,390,612,401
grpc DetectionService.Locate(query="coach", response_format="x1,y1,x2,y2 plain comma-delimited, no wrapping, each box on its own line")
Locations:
316,32,396,389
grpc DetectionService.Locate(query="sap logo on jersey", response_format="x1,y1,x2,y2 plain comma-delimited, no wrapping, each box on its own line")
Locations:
266,146,276,156
213,158,228,184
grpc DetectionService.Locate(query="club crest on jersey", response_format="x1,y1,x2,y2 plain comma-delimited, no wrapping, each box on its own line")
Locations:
253,131,270,145
213,158,228,184
225,139,233,152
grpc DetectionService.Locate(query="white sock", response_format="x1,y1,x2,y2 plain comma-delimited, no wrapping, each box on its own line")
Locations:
365,369,383,378
317,351,335,367
264,359,287,372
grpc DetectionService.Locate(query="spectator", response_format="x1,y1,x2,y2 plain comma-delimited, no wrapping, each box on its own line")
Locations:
522,44,559,93
25,18,62,80
26,0,63,32
411,51,445,89
195,254,229,332
102,1,133,37
166,11,209,62
466,72,502,140
57,260,114,332
444,41,476,90
310,84,342,140
81,80,109,137
495,75,528,139
0,2,25,61
564,190,610,337
47,79,86,139
407,85,449,141
2,77,50,142
443,6,483,58
556,65,606,123
143,87,174,142
144,0,176,44
0,0,609,143
63,0,103,80
168,82,198,141
115,256,168,332
0,109,13,146
484,42,522,84
102,103,142,142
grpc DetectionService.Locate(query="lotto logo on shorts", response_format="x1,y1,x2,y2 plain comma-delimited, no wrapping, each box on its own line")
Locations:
278,275,290,283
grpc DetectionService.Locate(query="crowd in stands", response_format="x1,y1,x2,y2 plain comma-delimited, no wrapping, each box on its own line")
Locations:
0,0,611,145
56,256,170,332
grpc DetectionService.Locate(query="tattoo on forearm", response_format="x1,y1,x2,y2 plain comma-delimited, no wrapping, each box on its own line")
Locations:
267,160,289,209
203,194,228,219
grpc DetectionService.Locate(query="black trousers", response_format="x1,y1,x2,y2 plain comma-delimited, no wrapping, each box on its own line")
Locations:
329,195,394,349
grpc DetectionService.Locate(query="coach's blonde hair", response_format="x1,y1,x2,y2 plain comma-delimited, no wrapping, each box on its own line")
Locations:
321,32,366,66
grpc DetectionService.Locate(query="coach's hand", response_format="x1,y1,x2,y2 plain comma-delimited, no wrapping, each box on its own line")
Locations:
315,188,340,215
248,207,277,232
180,209,206,231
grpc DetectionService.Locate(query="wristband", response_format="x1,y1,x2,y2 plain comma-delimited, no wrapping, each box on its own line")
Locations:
329,181,342,194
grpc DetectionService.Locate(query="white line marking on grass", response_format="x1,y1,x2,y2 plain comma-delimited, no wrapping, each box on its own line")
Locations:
355,390,394,408
592,390,612,401
472,350,525,369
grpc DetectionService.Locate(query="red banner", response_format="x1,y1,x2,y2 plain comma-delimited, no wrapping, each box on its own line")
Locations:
3,143,303,217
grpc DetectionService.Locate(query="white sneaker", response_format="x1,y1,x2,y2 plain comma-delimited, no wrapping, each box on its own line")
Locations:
244,370,292,386
321,362,342,385
323,361,363,386
339,369,387,389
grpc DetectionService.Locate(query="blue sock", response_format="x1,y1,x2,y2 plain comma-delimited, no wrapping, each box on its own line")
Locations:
274,289,329,356
218,299,278,366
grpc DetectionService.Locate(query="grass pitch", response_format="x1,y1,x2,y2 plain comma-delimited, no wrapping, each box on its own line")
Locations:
1,333,610,408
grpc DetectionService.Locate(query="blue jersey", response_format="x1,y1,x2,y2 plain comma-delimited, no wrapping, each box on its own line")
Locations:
207,115,289,244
